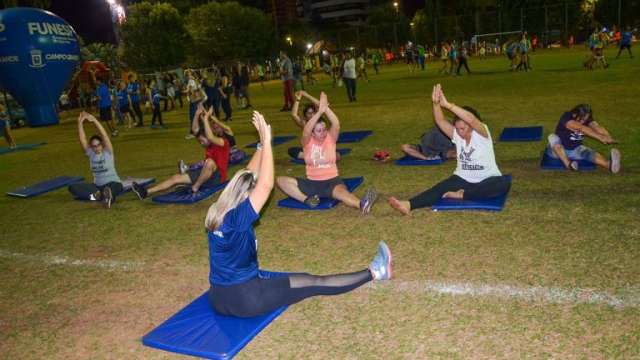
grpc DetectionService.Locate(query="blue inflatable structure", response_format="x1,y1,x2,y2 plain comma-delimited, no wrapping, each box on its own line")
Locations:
0,8,80,127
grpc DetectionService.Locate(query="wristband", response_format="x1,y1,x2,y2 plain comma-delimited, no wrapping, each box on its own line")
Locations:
256,143,263,150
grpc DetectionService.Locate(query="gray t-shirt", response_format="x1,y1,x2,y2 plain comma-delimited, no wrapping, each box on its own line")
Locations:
280,58,293,81
86,148,121,186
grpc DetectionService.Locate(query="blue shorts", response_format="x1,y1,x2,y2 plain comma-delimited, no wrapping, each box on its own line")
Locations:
547,133,595,162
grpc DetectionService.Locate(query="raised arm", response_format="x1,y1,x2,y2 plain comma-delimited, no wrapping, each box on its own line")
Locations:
200,107,224,146
291,91,304,128
249,112,273,213
431,85,454,139
77,112,89,152
437,84,488,138
301,93,327,145
86,112,114,153
322,93,340,139
207,108,233,136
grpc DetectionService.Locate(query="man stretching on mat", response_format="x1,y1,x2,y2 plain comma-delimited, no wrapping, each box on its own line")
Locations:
288,90,343,161
545,104,621,173
68,111,123,209
206,111,392,318
388,84,511,216
277,92,377,212
132,105,230,200
400,125,456,161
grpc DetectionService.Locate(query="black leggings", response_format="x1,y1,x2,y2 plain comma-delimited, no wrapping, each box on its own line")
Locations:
209,270,372,318
68,181,123,201
151,105,163,126
131,102,144,125
409,174,511,210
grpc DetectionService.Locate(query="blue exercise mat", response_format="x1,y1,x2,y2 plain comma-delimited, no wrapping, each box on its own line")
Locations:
540,152,596,171
152,181,228,204
394,155,445,166
337,130,373,143
0,142,46,155
289,148,352,165
277,176,364,210
498,126,543,142
432,175,512,212
6,176,84,198
142,270,288,360
245,135,296,149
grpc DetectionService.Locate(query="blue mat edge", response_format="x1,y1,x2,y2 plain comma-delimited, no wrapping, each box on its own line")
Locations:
431,175,512,212
151,181,228,204
394,155,445,166
498,126,543,142
141,270,288,360
0,142,47,155
277,176,364,210
336,130,373,143
539,152,596,171
6,175,84,198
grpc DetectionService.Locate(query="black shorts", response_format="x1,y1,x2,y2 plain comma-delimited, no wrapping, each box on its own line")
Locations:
620,44,631,50
187,168,221,186
99,107,112,121
120,105,130,114
296,176,344,199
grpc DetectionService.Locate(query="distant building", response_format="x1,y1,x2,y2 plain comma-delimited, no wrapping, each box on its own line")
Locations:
297,0,371,26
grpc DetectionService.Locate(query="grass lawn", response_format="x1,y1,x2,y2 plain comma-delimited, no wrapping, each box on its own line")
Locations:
1,47,639,359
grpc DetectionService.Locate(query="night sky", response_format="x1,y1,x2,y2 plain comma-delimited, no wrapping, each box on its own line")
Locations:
50,0,117,44
49,0,426,45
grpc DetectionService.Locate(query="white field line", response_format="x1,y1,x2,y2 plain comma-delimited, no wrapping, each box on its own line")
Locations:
370,280,640,309
0,250,143,271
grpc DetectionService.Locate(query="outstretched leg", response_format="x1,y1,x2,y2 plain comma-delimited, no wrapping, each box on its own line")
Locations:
191,158,217,192
277,176,307,202
332,184,360,209
400,144,428,160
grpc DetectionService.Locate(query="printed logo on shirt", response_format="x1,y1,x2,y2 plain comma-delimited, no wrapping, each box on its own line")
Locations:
459,147,485,171
569,131,585,142
309,144,330,169
213,230,223,238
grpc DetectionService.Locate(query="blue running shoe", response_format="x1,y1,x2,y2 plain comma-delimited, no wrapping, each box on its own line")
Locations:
369,241,393,280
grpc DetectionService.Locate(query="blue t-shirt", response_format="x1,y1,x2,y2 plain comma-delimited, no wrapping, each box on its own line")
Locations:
152,89,161,106
555,111,593,150
117,89,128,107
96,84,111,109
208,198,260,286
621,31,632,46
127,82,140,103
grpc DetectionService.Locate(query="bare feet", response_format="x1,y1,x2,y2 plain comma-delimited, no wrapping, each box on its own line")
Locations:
442,189,464,199
388,197,411,216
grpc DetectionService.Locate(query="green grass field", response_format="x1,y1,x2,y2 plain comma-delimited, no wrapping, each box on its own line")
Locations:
1,47,639,359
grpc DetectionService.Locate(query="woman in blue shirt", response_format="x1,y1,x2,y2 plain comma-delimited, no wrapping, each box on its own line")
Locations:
205,111,393,318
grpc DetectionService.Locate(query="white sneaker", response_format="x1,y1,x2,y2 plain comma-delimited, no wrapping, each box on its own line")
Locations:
185,134,195,140
610,148,621,174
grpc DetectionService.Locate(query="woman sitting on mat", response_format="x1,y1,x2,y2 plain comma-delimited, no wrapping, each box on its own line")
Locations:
288,90,342,161
400,125,456,161
132,104,230,200
68,111,123,209
206,111,392,318
277,92,377,212
389,84,511,216
545,104,620,173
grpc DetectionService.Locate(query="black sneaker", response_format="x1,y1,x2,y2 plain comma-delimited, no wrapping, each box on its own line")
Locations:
102,186,113,209
304,195,320,208
131,182,147,200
